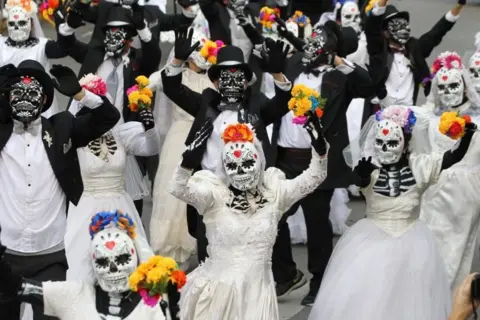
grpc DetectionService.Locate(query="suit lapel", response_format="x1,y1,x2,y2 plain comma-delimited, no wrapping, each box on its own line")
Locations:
80,49,106,77
41,117,56,169
0,121,13,152
386,51,394,73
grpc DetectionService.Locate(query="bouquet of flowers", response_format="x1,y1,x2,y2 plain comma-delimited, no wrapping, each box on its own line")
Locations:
259,6,279,32
291,10,310,27
375,106,416,134
40,0,61,26
438,111,472,140
129,255,187,307
127,76,153,112
79,73,107,96
199,39,225,65
288,84,326,125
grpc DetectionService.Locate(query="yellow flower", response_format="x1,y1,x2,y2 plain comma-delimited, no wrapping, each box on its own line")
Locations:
128,91,140,105
136,75,149,87
146,267,166,283
161,257,177,270
207,56,217,65
288,98,296,111
128,271,145,291
138,94,151,106
140,87,153,98
47,8,53,15
136,262,150,276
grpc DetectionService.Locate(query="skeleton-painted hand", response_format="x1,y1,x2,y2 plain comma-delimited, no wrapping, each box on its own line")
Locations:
139,109,155,131
50,65,83,97
304,114,327,156
354,157,377,179
235,10,249,26
260,38,290,74
181,119,214,169
174,28,201,61
66,6,85,29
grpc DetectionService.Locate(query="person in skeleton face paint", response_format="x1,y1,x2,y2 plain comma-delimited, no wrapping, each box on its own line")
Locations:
468,50,480,97
0,211,172,320
365,0,465,108
169,118,328,320
309,106,476,320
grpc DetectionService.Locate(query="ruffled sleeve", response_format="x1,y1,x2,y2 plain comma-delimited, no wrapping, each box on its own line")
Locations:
409,153,443,190
115,122,160,156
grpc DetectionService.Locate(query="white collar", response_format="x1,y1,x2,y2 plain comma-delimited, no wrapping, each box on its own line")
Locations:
104,51,130,66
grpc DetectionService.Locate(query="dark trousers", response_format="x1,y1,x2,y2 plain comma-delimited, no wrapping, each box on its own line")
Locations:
186,204,209,263
271,147,334,294
134,199,143,217
0,250,68,320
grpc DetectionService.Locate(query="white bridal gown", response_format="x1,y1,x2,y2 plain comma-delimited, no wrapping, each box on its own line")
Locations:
169,149,328,320
149,68,214,263
309,153,451,320
65,122,159,281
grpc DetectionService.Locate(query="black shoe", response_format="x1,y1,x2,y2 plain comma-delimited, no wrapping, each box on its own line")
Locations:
301,291,317,307
276,270,307,298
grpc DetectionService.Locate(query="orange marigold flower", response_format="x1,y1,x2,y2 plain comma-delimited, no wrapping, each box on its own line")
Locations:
222,124,254,144
171,270,187,289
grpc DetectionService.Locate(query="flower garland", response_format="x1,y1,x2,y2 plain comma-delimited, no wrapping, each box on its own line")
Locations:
375,106,416,134
127,76,153,112
88,210,136,240
291,11,310,27
287,84,326,125
199,39,225,65
79,73,107,96
129,255,187,307
438,111,471,140
6,0,34,13
40,0,61,26
222,123,254,143
423,51,463,86
259,6,279,32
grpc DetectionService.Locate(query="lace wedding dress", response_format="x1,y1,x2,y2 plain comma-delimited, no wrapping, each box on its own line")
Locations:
309,153,451,320
65,122,158,282
169,150,328,320
149,68,214,263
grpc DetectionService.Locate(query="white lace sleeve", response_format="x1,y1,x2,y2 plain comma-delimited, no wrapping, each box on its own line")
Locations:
264,148,328,215
168,166,216,215
43,281,87,318
116,122,160,156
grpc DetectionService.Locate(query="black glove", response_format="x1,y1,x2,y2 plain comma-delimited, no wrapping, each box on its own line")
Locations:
458,0,466,5
304,113,327,156
53,4,67,26
128,3,146,30
276,16,305,52
174,28,200,61
50,65,82,97
181,119,213,169
235,10,249,26
0,64,20,93
177,0,197,8
260,38,290,74
139,109,155,131
66,10,85,29
354,157,377,179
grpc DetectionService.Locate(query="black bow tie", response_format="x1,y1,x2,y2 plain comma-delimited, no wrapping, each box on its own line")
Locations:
390,45,407,55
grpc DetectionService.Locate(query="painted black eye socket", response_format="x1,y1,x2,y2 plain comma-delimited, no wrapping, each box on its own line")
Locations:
242,159,255,169
344,14,352,19
375,139,383,146
7,22,16,27
226,162,237,171
448,83,460,90
438,84,446,91
95,257,109,268
387,140,399,148
115,253,132,265
17,21,27,27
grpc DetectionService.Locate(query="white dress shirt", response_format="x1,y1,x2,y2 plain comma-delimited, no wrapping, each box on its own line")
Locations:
278,61,354,149
0,91,103,254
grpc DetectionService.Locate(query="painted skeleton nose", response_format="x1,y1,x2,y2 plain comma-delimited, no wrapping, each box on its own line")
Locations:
382,144,388,152
237,166,245,174
109,261,118,272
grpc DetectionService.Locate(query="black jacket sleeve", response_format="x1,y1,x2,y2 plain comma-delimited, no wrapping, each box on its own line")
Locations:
161,69,203,117
441,128,475,171
157,10,195,31
138,35,162,77
417,14,456,58
346,64,375,99
259,81,292,126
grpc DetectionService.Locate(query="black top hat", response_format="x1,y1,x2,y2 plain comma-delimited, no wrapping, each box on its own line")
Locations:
16,60,54,111
102,6,136,36
340,26,359,56
382,5,410,29
207,46,254,83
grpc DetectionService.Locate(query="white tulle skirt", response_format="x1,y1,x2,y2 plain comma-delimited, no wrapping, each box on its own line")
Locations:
308,219,451,320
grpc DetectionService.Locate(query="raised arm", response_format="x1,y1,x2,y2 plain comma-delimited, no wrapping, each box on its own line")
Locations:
56,9,90,63
156,3,196,32
440,122,476,171
117,120,160,157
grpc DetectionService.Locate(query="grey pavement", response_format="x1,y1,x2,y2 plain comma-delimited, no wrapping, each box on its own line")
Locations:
11,0,480,318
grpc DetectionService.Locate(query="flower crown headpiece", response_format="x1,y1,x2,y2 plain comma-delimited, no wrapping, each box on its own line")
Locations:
364,0,379,16
259,6,279,32
423,51,463,86
6,0,37,14
222,123,255,144
199,39,225,65
290,11,310,27
79,73,107,96
375,106,416,134
89,210,137,240
39,0,62,26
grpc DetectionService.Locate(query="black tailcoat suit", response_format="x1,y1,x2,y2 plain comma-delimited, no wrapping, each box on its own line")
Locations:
365,10,457,104
270,51,375,293
161,68,291,260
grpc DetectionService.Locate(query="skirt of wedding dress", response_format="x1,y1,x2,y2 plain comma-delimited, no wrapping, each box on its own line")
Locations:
288,189,351,243
308,219,451,320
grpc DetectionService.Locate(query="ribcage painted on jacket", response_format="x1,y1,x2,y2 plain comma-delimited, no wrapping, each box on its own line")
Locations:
372,166,416,197
87,132,118,161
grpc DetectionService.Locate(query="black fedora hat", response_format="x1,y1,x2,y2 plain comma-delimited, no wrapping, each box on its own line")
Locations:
207,46,254,83
16,60,55,111
382,5,410,29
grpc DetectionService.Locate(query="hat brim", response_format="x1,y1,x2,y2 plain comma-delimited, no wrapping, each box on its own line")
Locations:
207,62,254,83
382,11,410,28
17,67,54,111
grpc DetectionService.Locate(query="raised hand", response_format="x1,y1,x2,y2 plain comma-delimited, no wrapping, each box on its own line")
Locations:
458,0,466,5
174,28,200,62
139,109,155,131
128,3,146,30
304,114,327,156
181,119,214,169
50,65,82,97
354,157,377,178
260,39,290,74
0,64,20,93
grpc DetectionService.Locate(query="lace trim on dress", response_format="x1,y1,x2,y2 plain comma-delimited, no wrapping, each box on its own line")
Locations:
5,37,39,48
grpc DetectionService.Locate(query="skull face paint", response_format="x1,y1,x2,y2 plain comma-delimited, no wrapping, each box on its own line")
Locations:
7,7,31,42
104,27,129,57
222,141,261,191
387,18,410,45
436,67,465,108
91,228,138,293
469,52,480,93
341,2,361,34
374,120,405,165
218,68,247,104
9,77,44,125
301,29,334,67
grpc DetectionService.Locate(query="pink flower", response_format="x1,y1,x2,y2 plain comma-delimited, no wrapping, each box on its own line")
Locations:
127,85,139,96
215,40,224,48
138,288,160,307
88,79,107,96
292,116,307,125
